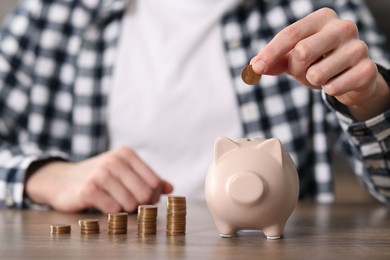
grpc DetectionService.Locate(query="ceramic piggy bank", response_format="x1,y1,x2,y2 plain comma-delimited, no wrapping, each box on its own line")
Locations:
205,137,299,239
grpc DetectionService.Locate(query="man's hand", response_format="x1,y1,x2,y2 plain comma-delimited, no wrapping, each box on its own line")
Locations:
251,8,390,121
25,147,173,213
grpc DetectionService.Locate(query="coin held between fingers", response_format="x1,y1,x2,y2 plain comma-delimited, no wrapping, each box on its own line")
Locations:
241,65,262,85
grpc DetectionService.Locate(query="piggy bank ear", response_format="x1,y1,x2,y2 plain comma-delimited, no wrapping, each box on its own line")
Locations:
214,137,239,161
256,138,283,164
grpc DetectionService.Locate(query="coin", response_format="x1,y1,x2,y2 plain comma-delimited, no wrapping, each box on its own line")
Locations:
78,219,100,234
137,205,158,235
241,65,261,85
108,212,128,235
50,224,71,234
166,196,186,236
108,212,128,222
107,228,127,235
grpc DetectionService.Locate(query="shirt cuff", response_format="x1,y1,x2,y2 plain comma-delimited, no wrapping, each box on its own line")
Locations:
322,90,390,149
2,150,69,209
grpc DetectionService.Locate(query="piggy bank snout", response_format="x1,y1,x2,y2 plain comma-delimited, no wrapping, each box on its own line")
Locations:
227,172,266,205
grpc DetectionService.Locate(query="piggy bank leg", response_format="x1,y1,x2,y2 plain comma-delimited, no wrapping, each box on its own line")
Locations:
262,224,285,240
214,221,237,238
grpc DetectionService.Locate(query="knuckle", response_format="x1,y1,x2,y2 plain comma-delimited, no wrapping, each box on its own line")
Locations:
115,146,132,155
91,168,111,185
80,182,98,198
338,20,358,38
361,60,377,79
354,40,369,57
319,7,337,18
139,188,154,204
307,67,325,86
115,146,136,157
100,155,120,168
148,177,161,190
293,42,312,63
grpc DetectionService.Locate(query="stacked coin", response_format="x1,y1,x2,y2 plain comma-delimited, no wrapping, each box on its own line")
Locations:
50,224,71,235
107,212,128,235
78,219,100,234
166,196,186,236
137,205,158,235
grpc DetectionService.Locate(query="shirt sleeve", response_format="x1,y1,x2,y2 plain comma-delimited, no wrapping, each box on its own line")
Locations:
320,0,390,203
0,1,69,208
323,91,390,203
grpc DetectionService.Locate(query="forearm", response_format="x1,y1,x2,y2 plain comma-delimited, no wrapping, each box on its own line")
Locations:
324,88,390,204
25,160,71,206
0,141,69,208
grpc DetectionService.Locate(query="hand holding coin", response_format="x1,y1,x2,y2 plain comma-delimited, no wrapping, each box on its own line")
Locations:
241,65,261,85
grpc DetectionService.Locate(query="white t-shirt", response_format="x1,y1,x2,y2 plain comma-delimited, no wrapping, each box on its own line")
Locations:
108,0,242,199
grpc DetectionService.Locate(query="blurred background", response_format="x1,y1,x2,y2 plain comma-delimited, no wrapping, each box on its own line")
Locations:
0,1,388,203
1,0,389,47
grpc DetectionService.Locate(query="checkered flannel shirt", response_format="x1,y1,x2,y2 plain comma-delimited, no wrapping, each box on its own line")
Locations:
0,0,389,208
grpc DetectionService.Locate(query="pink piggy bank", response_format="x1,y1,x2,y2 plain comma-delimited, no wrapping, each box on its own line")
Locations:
205,137,299,239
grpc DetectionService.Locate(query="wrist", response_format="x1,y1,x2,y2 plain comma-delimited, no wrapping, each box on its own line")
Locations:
25,160,70,206
347,68,390,121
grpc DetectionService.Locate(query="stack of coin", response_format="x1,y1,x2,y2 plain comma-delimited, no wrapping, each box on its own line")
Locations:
50,224,71,235
107,212,128,235
137,205,158,235
166,196,186,236
78,219,100,234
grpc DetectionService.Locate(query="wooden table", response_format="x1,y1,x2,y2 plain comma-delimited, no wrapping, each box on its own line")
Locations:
1,200,390,259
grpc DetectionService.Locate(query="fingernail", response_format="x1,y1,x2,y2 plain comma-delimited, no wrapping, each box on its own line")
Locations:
252,58,266,74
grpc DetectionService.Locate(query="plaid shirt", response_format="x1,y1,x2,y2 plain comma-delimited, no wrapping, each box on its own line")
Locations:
0,0,389,208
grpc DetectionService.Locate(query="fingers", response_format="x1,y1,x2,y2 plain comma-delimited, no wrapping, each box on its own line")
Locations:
113,147,161,191
79,182,122,214
322,59,377,106
93,163,138,212
287,21,353,81
251,8,338,75
250,7,374,107
111,147,164,203
102,147,170,210
305,39,368,87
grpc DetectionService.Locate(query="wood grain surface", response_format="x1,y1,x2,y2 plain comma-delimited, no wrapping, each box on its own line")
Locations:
1,199,390,260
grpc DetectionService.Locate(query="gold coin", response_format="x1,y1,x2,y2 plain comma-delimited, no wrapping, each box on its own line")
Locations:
138,213,158,218
167,209,187,213
137,224,157,229
138,205,158,210
51,224,71,234
166,231,185,236
78,219,99,225
81,229,100,235
241,65,261,85
108,228,127,235
108,225,127,230
165,196,187,236
138,230,156,235
79,227,100,232
137,205,157,224
166,195,186,202
107,212,128,222
79,222,100,227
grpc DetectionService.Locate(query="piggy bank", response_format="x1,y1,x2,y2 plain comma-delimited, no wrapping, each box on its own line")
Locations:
205,137,299,239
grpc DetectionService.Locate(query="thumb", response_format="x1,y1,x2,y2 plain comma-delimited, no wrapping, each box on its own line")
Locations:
250,52,290,76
